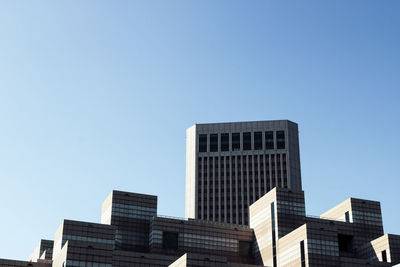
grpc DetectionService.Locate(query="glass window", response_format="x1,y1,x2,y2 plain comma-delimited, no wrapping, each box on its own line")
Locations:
239,241,252,256
254,131,262,150
221,133,229,151
277,131,285,149
243,132,251,150
338,234,353,252
345,211,350,222
300,240,305,267
271,202,277,267
199,134,207,152
232,133,240,151
162,232,178,250
210,134,218,152
265,131,274,150
382,250,387,262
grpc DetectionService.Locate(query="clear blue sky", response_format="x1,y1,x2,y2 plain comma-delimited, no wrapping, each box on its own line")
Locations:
0,1,399,260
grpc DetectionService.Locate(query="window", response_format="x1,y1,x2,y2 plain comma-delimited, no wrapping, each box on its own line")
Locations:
210,134,218,152
243,132,251,150
271,202,277,267
338,234,353,252
232,133,240,151
277,131,285,149
221,133,229,151
254,132,262,150
239,241,252,256
382,250,387,262
300,241,305,267
163,232,178,250
199,134,207,152
265,131,274,150
345,211,350,222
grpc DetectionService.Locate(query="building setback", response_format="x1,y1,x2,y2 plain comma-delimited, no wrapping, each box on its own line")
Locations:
0,188,399,267
185,120,302,225
1,120,399,267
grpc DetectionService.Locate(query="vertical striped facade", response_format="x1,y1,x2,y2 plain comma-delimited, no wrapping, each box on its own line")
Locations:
185,120,302,225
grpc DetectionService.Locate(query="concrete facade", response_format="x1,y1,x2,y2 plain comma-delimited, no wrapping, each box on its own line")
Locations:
185,120,302,225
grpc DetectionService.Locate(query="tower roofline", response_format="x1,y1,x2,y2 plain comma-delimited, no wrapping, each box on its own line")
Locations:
188,119,298,128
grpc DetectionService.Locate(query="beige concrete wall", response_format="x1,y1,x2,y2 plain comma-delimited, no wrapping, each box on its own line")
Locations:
52,221,64,260
52,240,68,267
371,235,391,262
185,125,197,219
321,198,352,222
249,188,276,266
28,242,41,262
169,254,187,267
101,191,113,224
277,224,306,267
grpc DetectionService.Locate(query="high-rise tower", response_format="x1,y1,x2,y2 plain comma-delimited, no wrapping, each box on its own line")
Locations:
185,120,302,225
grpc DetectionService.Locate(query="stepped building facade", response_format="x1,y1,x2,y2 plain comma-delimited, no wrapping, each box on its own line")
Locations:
0,189,399,267
0,120,399,267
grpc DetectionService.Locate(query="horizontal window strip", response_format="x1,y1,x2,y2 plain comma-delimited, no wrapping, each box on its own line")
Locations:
66,260,112,267
63,235,115,245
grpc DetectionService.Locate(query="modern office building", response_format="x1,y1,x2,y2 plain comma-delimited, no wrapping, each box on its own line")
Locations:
1,120,399,267
1,188,399,267
185,120,302,225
